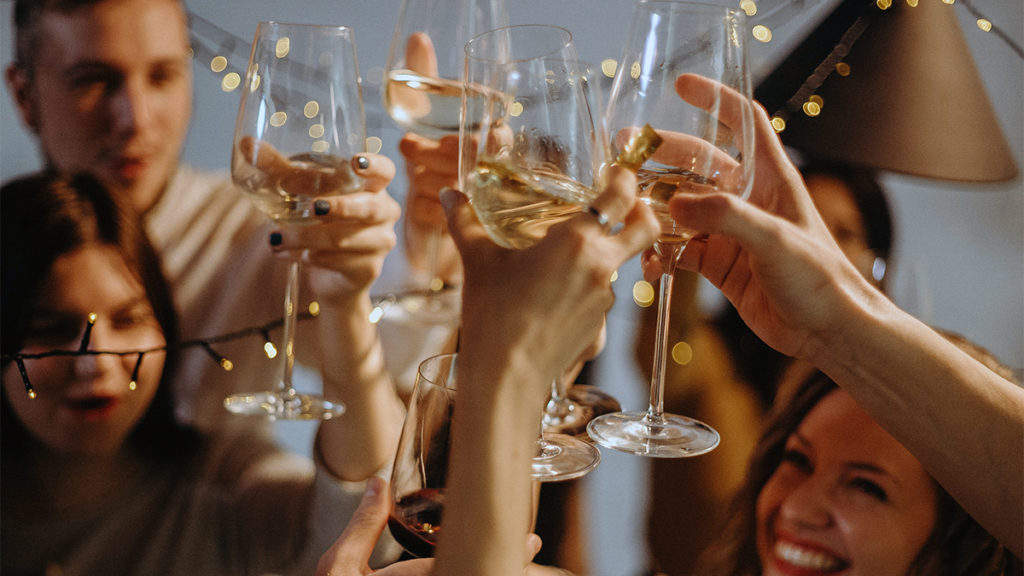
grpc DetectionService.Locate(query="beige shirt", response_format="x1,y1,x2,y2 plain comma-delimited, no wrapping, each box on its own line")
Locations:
1,433,394,576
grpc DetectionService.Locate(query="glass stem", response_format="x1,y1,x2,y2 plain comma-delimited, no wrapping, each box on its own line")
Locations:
281,258,300,397
545,375,571,423
648,242,683,422
426,221,443,292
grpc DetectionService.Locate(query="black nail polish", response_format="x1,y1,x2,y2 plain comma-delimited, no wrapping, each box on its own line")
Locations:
314,199,330,215
356,155,370,170
269,232,283,246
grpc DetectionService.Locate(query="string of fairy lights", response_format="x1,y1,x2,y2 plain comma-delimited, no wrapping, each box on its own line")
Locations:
3,0,1020,392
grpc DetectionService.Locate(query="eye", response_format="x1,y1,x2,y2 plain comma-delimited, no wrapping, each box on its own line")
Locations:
111,305,157,331
851,477,888,502
779,448,812,472
25,316,82,347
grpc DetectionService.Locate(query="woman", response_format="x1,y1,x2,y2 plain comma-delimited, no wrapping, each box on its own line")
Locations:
1,172,402,575
701,363,1019,576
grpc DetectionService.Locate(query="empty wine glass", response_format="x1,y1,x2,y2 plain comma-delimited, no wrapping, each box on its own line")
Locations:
587,1,755,457
382,0,507,323
461,25,606,480
225,22,367,419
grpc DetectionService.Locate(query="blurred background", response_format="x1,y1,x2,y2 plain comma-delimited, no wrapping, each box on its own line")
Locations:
2,1,1020,573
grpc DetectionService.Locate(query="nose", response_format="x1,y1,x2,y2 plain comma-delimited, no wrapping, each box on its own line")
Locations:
109,78,154,137
72,322,123,380
777,475,834,529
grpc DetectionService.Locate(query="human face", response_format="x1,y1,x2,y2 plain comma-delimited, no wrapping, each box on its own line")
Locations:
10,0,193,213
756,390,939,576
806,174,877,284
2,246,165,456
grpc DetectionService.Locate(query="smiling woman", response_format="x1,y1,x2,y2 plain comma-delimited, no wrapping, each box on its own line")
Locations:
700,363,1021,576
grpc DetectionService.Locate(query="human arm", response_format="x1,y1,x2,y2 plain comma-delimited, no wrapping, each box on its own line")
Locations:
659,75,1024,554
433,166,660,575
270,153,405,481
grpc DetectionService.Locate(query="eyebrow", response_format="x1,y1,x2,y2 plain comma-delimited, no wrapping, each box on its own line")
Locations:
789,431,902,487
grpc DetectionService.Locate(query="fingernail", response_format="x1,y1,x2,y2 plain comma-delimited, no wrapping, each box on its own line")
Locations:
269,232,282,246
356,155,370,170
366,475,385,497
439,186,457,210
314,199,330,215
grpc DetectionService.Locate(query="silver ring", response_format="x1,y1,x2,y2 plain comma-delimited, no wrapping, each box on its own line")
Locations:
586,205,611,232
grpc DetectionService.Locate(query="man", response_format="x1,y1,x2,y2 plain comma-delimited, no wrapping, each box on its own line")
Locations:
5,0,405,443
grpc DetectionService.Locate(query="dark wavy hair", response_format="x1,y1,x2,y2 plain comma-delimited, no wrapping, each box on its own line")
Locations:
1,171,199,460
697,359,1021,576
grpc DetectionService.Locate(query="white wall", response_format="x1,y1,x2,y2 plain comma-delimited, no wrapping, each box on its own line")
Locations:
2,1,1021,573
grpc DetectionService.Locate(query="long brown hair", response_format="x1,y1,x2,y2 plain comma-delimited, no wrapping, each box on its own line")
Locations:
1,171,198,459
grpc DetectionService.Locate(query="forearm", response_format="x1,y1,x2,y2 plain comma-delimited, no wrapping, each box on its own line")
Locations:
433,348,547,576
810,290,1024,554
316,293,405,481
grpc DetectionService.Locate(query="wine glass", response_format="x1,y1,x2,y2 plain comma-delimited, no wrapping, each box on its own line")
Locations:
388,352,457,558
382,0,507,323
587,1,755,457
542,369,621,437
461,25,606,481
225,22,367,419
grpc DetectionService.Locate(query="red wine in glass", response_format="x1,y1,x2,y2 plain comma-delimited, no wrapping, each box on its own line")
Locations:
387,487,445,558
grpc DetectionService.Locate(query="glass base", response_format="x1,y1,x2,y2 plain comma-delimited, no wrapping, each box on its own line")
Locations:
587,411,719,458
223,390,345,420
543,385,621,437
531,433,602,482
374,285,461,326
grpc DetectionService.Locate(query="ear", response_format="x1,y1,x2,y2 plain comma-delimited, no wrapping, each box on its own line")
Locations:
5,63,40,134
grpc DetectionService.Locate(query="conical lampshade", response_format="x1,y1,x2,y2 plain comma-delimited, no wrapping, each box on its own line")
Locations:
755,0,1018,183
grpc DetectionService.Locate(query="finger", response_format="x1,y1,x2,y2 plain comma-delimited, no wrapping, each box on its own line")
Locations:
353,153,396,193
441,187,492,250
608,195,660,263
316,191,402,222
315,476,389,576
674,73,750,136
406,31,439,77
399,133,461,172
578,164,637,232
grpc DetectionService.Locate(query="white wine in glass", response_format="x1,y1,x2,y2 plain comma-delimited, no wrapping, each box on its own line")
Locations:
382,0,507,322
226,22,368,420
462,25,609,481
587,0,755,457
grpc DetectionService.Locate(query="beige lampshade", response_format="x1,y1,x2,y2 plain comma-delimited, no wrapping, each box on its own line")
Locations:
755,0,1018,183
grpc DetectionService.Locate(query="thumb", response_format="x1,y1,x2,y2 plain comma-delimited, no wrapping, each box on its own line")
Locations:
441,187,491,253
315,476,389,576
406,32,439,76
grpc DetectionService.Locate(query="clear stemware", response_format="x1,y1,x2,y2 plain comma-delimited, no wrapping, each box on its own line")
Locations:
225,22,367,419
587,1,755,457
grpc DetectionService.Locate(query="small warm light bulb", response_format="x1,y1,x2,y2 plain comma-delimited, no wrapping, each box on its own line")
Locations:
835,62,852,76
876,0,892,10
771,116,787,133
671,341,694,365
221,72,241,92
210,55,228,73
366,136,384,154
510,101,524,117
308,301,320,317
220,358,234,372
739,0,757,16
633,280,655,308
275,37,291,59
129,380,138,391
610,270,619,283
976,19,992,32
802,101,822,117
601,59,618,78
264,341,278,359
27,389,37,399
752,25,772,43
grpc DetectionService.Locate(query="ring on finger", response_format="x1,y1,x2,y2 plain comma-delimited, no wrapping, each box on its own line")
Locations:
586,205,612,232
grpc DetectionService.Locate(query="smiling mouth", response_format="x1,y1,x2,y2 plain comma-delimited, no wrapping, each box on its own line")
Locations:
774,541,846,573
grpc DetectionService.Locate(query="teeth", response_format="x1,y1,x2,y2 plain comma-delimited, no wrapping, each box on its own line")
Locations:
775,541,840,571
